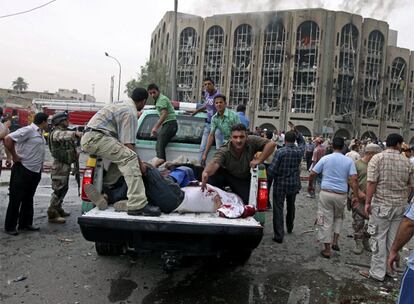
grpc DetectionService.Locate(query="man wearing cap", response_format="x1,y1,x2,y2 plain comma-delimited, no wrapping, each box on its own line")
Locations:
47,112,83,224
350,143,382,255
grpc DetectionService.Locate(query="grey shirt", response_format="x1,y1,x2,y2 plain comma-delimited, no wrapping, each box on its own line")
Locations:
8,123,45,173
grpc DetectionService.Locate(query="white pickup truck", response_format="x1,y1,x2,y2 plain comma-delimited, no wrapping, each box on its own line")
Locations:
77,110,268,271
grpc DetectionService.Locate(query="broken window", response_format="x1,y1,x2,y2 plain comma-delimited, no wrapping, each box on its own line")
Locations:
203,26,225,91
177,27,197,102
361,30,384,119
259,21,286,112
335,24,358,116
230,24,252,108
292,21,320,114
386,57,406,123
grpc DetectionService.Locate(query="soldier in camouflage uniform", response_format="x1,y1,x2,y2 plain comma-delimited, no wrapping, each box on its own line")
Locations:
47,112,83,224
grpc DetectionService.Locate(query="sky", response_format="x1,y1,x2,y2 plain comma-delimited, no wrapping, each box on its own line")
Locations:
0,0,413,103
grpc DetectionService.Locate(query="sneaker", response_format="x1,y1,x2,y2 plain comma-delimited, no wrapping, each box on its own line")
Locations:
127,204,161,217
57,208,71,217
4,229,19,236
47,208,66,224
353,240,364,255
114,200,128,212
306,193,315,198
84,184,108,210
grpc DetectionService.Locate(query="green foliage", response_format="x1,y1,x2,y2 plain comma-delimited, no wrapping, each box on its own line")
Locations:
12,77,28,92
125,60,169,100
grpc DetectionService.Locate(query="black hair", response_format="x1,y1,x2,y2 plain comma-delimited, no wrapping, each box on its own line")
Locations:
214,94,226,103
236,104,246,113
231,123,247,133
266,130,273,140
332,137,345,150
386,133,404,147
203,77,214,85
147,83,159,91
0,107,3,116
285,131,297,143
131,87,148,102
34,112,48,125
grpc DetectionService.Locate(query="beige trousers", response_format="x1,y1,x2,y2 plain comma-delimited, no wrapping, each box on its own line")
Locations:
368,204,406,281
316,191,347,244
81,132,147,211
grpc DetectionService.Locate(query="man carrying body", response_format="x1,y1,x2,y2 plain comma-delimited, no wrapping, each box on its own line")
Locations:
350,143,382,254
147,84,177,167
192,77,223,163
201,95,240,164
4,113,48,235
201,123,276,204
47,112,83,224
308,137,360,258
360,133,414,281
81,87,160,216
268,123,306,243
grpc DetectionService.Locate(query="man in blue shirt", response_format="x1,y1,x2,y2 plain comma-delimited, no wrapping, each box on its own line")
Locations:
308,137,360,258
192,77,223,164
268,123,305,243
388,203,414,304
236,104,249,130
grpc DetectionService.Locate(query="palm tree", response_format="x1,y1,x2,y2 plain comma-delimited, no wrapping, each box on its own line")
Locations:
12,77,28,92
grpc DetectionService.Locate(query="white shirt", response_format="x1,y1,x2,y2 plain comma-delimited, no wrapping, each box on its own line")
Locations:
346,150,361,162
8,123,45,172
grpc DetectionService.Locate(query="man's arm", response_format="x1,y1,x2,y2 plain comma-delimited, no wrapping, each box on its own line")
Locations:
4,136,20,162
0,121,11,139
365,181,377,216
250,141,276,167
308,170,317,192
152,109,168,136
201,161,220,191
192,104,206,116
388,216,414,272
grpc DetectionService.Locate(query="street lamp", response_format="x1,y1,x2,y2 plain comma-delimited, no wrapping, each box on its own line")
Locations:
105,52,121,102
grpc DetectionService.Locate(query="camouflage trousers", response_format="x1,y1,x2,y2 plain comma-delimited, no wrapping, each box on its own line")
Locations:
49,160,71,210
352,202,370,241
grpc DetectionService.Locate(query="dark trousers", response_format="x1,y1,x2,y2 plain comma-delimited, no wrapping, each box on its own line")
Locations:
305,152,313,170
208,168,250,204
156,120,178,160
273,190,297,241
4,162,41,231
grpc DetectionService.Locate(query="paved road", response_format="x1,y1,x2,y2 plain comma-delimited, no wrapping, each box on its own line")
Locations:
0,172,410,304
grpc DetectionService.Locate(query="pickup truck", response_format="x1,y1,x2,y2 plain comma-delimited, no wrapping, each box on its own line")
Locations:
77,109,268,271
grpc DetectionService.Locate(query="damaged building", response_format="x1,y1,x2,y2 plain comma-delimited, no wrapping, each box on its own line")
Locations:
150,9,414,142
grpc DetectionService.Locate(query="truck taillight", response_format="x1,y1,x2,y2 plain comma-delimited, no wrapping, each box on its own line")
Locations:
81,168,94,201
257,179,268,211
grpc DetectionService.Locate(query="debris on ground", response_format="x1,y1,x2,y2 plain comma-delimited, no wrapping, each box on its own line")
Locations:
57,237,74,243
8,275,27,284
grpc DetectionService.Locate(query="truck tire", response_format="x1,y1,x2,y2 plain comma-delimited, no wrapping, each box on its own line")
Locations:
95,242,124,256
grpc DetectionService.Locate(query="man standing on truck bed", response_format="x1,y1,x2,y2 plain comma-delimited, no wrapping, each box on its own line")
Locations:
47,112,83,224
81,87,161,217
201,123,276,204
147,83,178,167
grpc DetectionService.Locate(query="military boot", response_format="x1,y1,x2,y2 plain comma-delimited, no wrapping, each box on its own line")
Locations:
353,239,364,255
48,208,66,224
57,207,71,217
362,238,372,252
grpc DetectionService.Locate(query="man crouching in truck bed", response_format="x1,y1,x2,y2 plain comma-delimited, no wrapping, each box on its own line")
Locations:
201,123,276,203
80,87,161,217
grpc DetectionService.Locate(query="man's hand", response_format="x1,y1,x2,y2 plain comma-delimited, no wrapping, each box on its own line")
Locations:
387,250,400,275
201,171,209,191
201,153,207,166
75,131,83,138
4,120,11,129
351,196,360,209
12,154,21,163
365,202,372,217
357,190,366,200
139,161,148,175
250,159,260,168
151,127,157,138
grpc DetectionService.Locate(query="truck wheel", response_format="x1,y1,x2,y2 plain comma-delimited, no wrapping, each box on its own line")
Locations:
95,242,124,256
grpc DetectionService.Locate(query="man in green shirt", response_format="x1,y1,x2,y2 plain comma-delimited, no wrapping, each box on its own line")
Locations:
201,94,240,165
147,83,178,167
351,143,382,254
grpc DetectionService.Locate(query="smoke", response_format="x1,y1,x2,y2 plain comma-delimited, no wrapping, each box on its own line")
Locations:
184,0,404,21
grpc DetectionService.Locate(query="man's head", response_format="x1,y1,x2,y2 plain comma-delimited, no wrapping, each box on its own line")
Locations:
203,77,215,94
230,123,248,152
364,143,382,161
386,133,404,149
214,94,227,113
147,83,160,100
332,137,345,151
314,137,323,146
52,112,69,127
236,104,246,113
131,87,148,111
33,112,49,130
284,131,297,144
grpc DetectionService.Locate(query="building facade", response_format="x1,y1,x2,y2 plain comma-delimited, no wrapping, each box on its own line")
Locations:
150,9,414,143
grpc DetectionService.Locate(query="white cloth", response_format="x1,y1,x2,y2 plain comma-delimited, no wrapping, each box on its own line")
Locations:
346,150,361,162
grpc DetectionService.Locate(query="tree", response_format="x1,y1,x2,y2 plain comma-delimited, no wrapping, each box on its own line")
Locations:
12,77,28,92
125,60,169,100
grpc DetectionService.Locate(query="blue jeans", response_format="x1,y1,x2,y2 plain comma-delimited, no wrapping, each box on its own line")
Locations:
199,122,223,162
398,268,414,304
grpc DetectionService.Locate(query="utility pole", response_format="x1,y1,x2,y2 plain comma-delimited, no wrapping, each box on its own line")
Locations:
110,76,114,103
92,83,95,98
105,52,122,102
171,0,178,100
